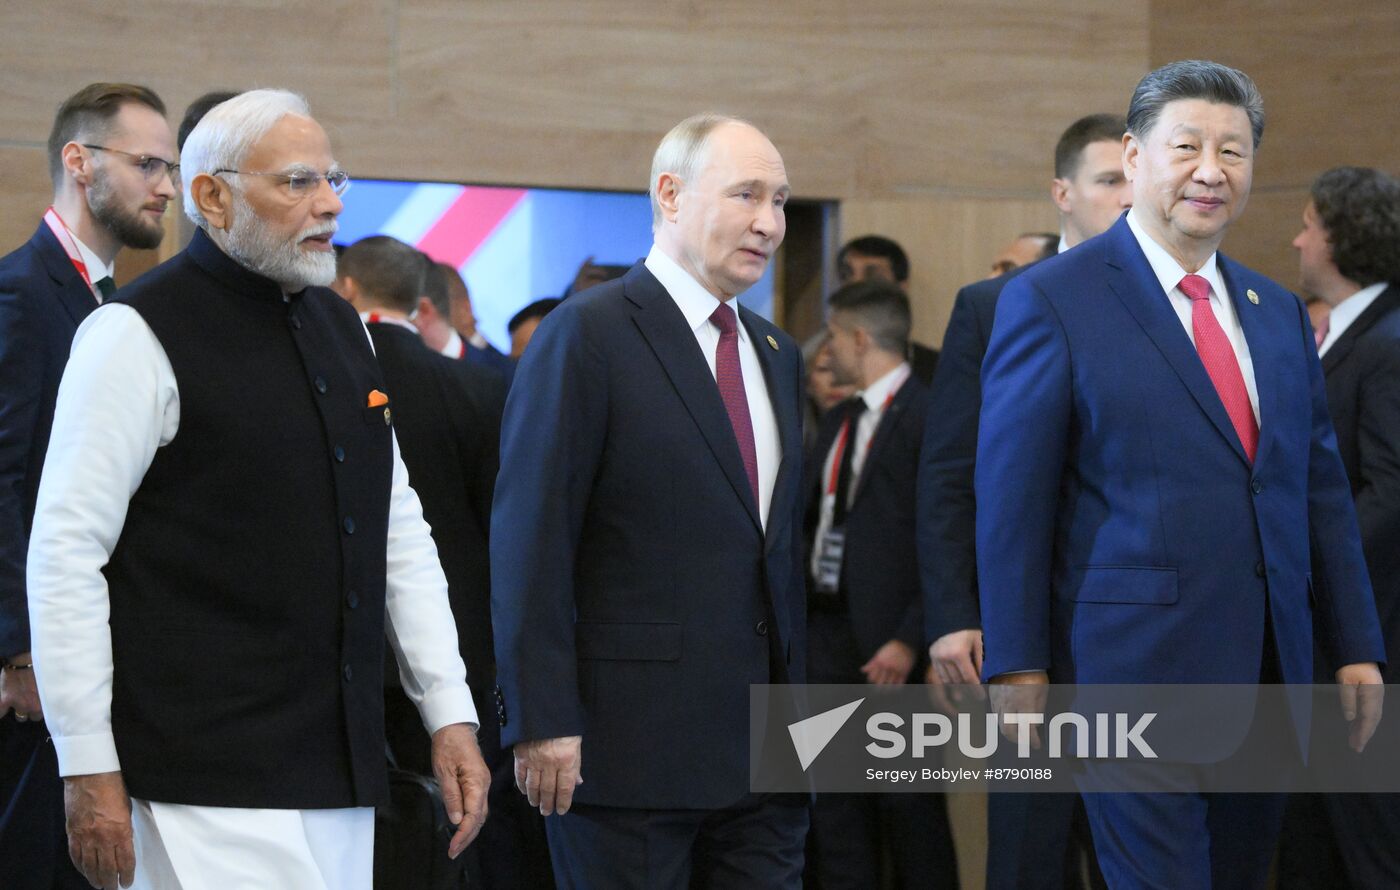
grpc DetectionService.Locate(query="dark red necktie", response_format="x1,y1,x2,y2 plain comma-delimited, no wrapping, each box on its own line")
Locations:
710,303,760,506
1179,274,1258,462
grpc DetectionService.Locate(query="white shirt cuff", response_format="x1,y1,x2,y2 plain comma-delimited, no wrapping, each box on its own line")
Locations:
416,685,479,736
52,731,122,777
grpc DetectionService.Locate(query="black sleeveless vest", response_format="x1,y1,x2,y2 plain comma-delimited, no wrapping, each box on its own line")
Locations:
104,229,394,808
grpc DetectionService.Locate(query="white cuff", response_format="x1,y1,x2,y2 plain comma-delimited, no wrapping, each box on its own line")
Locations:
52,731,122,777
416,684,479,736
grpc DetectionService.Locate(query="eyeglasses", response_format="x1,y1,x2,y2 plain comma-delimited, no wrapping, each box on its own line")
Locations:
213,168,352,198
82,144,179,183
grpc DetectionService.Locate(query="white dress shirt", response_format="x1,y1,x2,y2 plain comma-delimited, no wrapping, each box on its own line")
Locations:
440,328,466,359
644,245,781,529
809,362,911,578
1318,282,1389,357
1126,208,1260,424
26,303,477,777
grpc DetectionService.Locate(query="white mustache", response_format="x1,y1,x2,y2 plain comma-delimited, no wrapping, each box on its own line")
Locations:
299,221,338,240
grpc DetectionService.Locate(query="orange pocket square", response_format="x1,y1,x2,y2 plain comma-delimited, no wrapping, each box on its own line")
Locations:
367,389,389,407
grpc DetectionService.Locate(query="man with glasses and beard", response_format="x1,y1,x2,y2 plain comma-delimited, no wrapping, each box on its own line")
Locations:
24,89,489,890
0,81,174,890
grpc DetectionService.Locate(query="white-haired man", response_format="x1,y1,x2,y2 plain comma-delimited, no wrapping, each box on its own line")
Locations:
26,89,488,889
491,113,808,888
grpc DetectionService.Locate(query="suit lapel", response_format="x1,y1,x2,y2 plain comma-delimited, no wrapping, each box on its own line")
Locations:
1322,285,1400,375
627,268,764,532
740,306,799,550
31,225,99,326
1218,257,1280,469
851,376,915,507
1103,220,1251,467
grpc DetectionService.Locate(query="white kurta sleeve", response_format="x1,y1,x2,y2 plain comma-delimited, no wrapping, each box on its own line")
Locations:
382,433,479,735
27,304,179,776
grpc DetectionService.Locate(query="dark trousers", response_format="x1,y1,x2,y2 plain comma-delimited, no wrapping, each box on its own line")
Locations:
0,716,87,890
987,792,1104,890
804,610,960,889
545,793,809,890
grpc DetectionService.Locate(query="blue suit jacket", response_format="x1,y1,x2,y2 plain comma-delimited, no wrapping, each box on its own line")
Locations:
490,261,806,810
0,225,98,658
975,218,1384,703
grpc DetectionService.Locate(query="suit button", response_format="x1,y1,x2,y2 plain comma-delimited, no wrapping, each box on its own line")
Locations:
334,446,345,462
343,664,353,682
755,620,768,636
1251,479,1263,494
346,590,359,609
315,376,328,394
343,516,355,534
1255,562,1266,578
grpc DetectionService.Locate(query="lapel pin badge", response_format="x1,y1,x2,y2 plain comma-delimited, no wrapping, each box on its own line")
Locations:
1246,289,1260,305
384,407,392,426
766,335,779,351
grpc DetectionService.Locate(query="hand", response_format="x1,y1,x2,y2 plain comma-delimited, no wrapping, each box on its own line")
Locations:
430,723,491,858
513,736,582,816
1,652,43,722
64,771,135,889
1336,662,1384,753
861,640,916,686
987,671,1049,750
927,630,987,709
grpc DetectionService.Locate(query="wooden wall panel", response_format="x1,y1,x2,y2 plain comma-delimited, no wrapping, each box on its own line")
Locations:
840,196,1060,346
1149,0,1400,286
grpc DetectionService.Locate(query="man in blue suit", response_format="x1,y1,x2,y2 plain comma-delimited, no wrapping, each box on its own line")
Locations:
921,112,1129,890
976,60,1385,888
0,82,175,890
491,113,808,889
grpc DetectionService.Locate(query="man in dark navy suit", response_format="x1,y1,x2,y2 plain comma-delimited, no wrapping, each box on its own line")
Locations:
0,82,174,890
802,279,958,889
835,235,940,384
437,261,517,380
1279,166,1400,889
977,61,1384,888
491,113,808,889
917,112,1128,890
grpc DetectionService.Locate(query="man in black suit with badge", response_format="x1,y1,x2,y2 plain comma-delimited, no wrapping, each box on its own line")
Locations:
803,278,958,889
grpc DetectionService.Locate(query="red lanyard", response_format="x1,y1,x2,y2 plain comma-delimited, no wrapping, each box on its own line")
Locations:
825,386,898,495
43,207,102,301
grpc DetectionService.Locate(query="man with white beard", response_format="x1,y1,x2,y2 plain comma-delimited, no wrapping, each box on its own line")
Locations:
25,89,489,889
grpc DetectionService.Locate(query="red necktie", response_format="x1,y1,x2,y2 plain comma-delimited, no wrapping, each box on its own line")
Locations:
1313,313,1330,351
1179,274,1258,462
711,303,760,507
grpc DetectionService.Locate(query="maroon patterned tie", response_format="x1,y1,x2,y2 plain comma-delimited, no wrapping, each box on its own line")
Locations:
1179,274,1258,462
710,302,760,506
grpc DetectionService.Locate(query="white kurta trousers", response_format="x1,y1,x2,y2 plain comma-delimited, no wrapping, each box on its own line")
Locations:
129,800,374,889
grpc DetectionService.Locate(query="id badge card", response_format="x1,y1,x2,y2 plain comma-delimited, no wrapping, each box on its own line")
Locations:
814,526,847,596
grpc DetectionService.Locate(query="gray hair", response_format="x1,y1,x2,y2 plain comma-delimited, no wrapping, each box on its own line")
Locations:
1127,60,1264,148
181,88,311,228
649,112,752,231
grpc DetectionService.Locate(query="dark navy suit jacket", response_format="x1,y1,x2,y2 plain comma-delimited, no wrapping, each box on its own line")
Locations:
804,374,927,657
916,263,1035,644
0,225,98,658
1321,284,1400,682
976,217,1383,741
490,261,806,810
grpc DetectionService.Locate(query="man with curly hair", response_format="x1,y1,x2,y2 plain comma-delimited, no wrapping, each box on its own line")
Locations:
1288,164,1400,888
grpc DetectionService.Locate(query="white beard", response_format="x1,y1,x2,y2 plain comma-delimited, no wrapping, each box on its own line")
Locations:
222,191,337,292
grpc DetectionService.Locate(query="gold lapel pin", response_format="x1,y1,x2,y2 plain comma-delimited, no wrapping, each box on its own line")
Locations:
1246,289,1260,305
766,335,779,351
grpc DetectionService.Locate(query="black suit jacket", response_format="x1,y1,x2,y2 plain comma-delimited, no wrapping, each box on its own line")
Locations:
915,264,1035,642
367,323,505,724
491,261,806,810
0,224,99,658
804,373,928,657
1321,284,1400,681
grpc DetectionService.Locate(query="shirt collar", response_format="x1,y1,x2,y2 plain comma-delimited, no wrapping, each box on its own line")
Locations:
358,310,420,335
69,231,114,283
1321,282,1390,353
859,362,911,411
1057,235,1069,255
1127,207,1225,301
644,244,748,341
440,328,464,359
